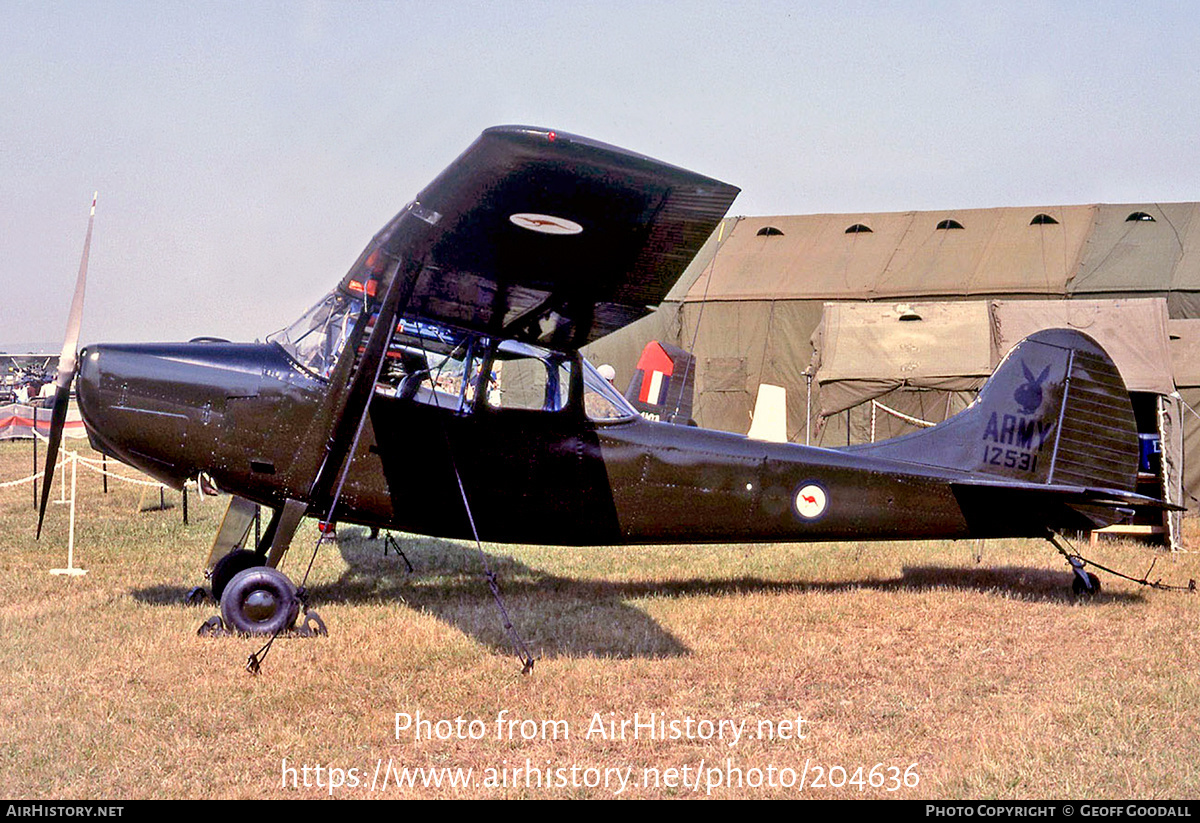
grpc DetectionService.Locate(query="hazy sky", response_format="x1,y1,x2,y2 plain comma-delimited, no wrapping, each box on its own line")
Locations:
4,1,1199,348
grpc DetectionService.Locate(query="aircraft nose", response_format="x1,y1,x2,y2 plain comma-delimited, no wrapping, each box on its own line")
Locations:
74,343,194,487
75,345,104,428
76,344,132,458
75,345,121,430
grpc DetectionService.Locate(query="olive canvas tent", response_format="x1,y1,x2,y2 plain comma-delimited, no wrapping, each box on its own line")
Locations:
1169,318,1200,509
586,203,1200,448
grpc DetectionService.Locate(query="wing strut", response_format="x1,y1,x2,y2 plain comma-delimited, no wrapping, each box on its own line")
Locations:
307,254,420,513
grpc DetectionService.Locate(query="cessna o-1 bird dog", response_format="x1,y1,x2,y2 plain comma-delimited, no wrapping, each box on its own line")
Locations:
38,126,1180,654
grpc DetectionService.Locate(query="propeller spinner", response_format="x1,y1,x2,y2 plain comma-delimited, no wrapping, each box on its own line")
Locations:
37,192,96,539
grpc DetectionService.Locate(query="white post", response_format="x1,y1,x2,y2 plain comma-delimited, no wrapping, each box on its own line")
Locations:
50,452,86,576
58,450,67,503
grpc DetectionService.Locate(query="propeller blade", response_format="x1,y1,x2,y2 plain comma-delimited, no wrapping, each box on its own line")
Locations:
37,192,96,539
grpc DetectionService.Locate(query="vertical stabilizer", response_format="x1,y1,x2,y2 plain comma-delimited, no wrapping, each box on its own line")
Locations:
850,329,1139,495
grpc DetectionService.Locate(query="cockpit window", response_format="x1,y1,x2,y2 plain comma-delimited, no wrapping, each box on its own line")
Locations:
484,341,571,411
268,290,363,378
272,293,636,423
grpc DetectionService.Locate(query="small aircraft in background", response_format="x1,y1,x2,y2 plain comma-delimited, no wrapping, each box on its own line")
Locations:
37,127,1178,650
2,357,56,406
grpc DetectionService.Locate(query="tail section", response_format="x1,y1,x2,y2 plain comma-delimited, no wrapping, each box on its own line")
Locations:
852,329,1149,530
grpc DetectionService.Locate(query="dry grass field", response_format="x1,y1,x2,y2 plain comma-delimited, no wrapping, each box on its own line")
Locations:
2,439,1199,799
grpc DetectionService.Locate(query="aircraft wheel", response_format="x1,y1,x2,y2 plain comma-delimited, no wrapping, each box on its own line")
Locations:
1072,572,1101,597
209,549,259,601
220,567,300,635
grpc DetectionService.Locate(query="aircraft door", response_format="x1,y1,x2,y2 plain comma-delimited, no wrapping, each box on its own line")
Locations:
448,342,605,544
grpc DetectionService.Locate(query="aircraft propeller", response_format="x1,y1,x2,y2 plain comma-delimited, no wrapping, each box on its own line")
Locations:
37,193,96,539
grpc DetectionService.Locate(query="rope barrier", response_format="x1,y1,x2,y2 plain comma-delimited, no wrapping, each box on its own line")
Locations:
74,455,166,488
869,399,937,442
1,452,165,491
6,427,168,488
870,399,938,429
3,440,179,577
0,467,51,489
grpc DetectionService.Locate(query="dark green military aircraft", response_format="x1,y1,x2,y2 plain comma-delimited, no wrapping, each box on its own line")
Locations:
37,127,1169,637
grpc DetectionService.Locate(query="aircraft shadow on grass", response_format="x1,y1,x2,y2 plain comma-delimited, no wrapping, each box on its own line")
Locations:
130,528,1142,660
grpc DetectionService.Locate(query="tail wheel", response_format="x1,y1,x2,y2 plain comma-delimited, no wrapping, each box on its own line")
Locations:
1072,572,1101,597
220,567,300,635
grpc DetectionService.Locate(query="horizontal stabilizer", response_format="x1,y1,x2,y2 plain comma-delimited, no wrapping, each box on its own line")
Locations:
950,479,1183,532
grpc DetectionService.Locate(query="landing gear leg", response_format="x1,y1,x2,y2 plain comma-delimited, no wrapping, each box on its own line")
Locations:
262,498,307,568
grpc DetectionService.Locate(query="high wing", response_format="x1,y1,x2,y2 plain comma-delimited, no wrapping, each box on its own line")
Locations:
302,126,739,523
337,126,740,347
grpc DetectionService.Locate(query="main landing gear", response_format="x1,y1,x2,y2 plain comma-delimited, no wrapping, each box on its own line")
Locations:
197,560,328,637
195,498,327,637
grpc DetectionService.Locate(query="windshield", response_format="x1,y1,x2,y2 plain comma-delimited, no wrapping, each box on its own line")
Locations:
268,290,363,377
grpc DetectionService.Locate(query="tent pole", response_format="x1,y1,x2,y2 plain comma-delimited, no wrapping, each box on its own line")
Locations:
805,372,812,445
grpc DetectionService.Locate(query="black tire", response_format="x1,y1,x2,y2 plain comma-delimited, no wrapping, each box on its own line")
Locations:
210,549,259,601
220,567,300,635
1072,572,1101,597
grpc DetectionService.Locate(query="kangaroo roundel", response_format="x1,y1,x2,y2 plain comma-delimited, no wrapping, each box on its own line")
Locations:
794,483,828,520
509,213,584,235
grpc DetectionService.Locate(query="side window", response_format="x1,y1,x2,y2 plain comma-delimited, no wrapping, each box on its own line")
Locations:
584,387,629,421
581,359,637,422
373,324,474,412
486,343,572,412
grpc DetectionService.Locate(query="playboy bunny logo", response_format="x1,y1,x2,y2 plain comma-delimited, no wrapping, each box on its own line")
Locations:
1014,362,1050,414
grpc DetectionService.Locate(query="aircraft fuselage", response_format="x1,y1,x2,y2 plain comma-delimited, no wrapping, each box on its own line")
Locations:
76,339,1091,549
